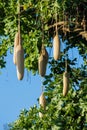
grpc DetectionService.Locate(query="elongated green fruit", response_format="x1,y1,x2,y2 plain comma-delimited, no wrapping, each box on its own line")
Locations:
63,71,69,96
13,32,19,65
16,44,24,80
53,33,60,60
38,47,48,77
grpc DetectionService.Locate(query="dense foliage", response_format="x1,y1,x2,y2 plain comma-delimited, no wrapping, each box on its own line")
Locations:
0,0,87,72
0,0,87,129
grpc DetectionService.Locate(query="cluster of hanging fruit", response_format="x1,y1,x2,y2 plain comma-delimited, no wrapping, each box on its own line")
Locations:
13,1,69,118
53,28,69,97
38,25,70,118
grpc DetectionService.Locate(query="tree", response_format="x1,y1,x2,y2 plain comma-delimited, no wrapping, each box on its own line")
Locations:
0,0,87,129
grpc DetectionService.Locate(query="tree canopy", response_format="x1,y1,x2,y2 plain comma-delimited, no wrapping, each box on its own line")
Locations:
0,0,87,72
0,0,87,129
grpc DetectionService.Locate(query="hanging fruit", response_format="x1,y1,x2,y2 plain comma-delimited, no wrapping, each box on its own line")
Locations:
63,71,69,96
53,31,60,60
14,0,24,80
53,6,60,60
16,43,24,80
38,44,48,77
39,92,46,118
41,44,48,63
13,32,19,65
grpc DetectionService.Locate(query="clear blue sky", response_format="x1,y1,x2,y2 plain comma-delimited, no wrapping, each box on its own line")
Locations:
0,45,83,130
0,50,42,130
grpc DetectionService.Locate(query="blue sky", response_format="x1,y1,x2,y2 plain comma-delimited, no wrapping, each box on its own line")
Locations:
0,50,42,130
0,43,83,130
